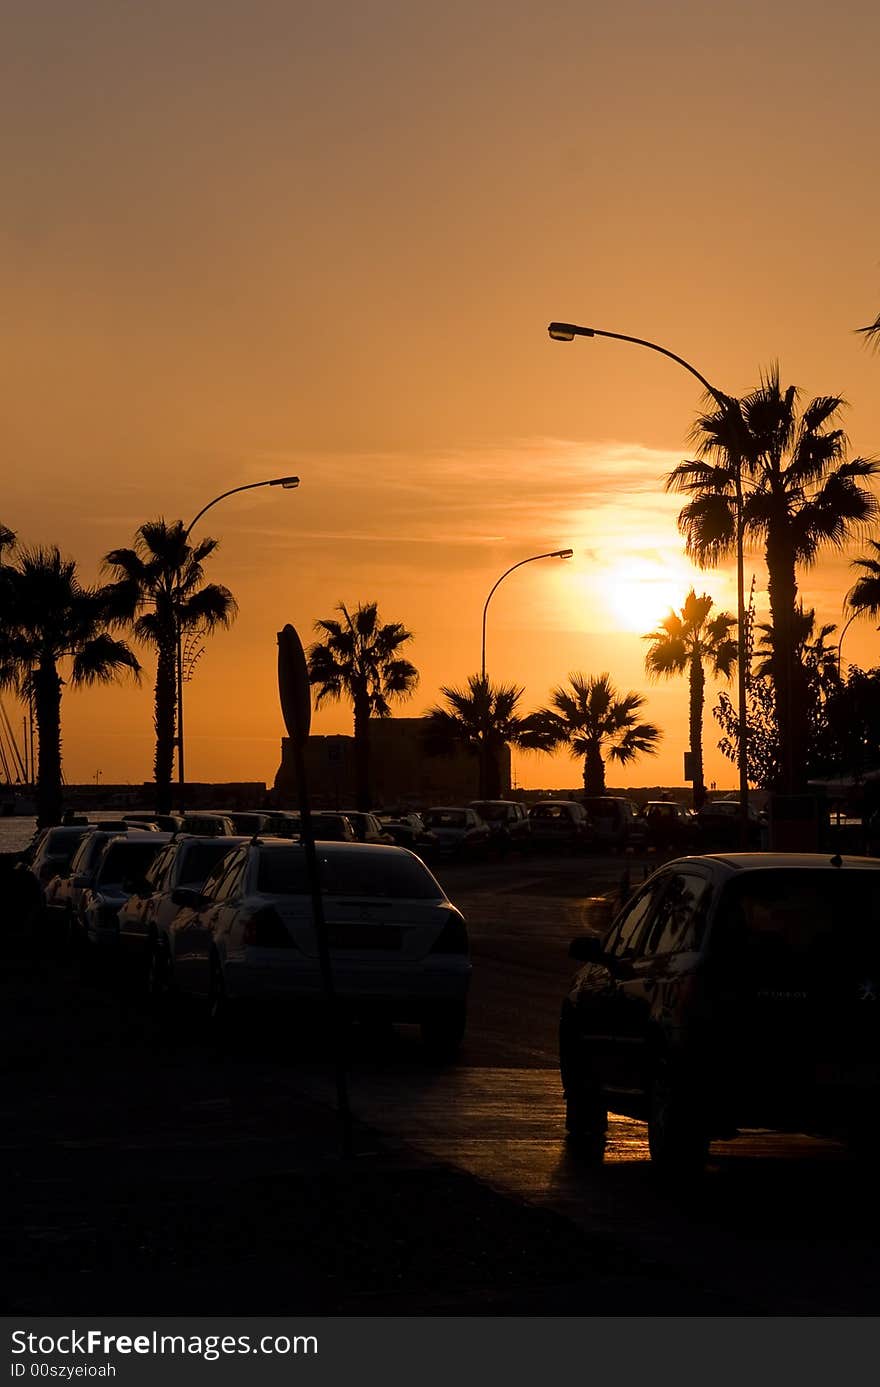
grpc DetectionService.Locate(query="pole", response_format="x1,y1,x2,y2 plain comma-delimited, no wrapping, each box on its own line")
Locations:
176,475,299,814
548,322,751,845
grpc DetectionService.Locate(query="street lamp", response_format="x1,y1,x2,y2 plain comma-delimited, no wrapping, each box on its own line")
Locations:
548,320,750,837
176,475,300,812
481,549,574,683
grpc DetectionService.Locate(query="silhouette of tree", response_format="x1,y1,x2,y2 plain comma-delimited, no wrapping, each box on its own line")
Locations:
532,672,661,797
845,541,880,655
715,604,841,789
643,590,736,810
104,520,237,815
0,546,140,826
308,601,418,810
668,367,879,794
422,675,553,798
858,312,880,350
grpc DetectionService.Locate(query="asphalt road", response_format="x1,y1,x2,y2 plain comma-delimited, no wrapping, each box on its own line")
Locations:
6,845,880,1314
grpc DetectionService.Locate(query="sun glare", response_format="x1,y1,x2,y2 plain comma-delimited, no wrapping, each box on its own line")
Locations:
602,555,725,635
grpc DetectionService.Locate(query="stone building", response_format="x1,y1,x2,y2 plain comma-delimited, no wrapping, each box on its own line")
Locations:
273,717,510,808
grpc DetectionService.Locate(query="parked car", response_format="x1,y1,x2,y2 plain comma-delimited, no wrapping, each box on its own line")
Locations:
339,811,395,845
116,834,246,984
420,807,491,859
272,812,357,843
560,851,880,1178
123,812,185,833
527,800,594,853
581,797,647,853
80,833,173,951
44,827,143,936
638,800,697,852
166,840,471,1055
260,811,302,838
28,824,96,890
180,812,238,837
468,801,531,855
375,811,429,850
696,798,762,849
211,811,272,836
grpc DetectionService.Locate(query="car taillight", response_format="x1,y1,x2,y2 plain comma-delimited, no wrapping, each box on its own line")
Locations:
242,907,294,948
430,912,469,955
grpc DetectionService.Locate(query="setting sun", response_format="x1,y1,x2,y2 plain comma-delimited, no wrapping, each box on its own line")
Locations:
603,554,724,634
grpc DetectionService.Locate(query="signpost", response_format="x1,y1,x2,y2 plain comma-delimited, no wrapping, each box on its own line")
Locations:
277,623,353,1158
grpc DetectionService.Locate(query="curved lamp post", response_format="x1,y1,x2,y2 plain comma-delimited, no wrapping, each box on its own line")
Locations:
548,320,749,833
479,548,573,797
176,475,300,812
481,549,573,683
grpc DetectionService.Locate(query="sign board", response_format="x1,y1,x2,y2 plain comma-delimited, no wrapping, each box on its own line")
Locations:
683,750,695,782
277,624,312,747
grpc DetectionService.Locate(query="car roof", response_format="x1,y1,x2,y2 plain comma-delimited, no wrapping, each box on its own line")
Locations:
666,852,880,873
251,838,412,857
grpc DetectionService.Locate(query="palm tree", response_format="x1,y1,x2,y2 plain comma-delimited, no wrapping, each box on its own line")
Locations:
667,366,879,794
533,673,661,796
0,546,140,826
422,675,554,798
643,591,736,810
845,541,880,648
308,601,419,810
103,519,237,814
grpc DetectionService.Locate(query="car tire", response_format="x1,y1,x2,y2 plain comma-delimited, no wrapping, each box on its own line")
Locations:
421,1004,466,1061
647,1066,709,1181
564,1085,608,1163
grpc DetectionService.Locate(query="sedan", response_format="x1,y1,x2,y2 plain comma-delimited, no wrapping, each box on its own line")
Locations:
420,807,490,859
167,841,471,1056
528,800,594,853
80,833,173,951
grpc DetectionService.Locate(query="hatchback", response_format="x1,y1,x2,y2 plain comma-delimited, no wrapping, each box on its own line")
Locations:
560,852,880,1177
167,840,471,1056
528,800,593,853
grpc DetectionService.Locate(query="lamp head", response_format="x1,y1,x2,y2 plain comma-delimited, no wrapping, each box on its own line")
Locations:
554,548,574,559
548,322,594,341
270,475,300,489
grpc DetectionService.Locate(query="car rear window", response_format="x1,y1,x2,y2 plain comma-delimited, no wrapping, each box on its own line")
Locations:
97,842,164,885
424,810,467,828
256,848,441,899
178,841,238,886
711,870,880,975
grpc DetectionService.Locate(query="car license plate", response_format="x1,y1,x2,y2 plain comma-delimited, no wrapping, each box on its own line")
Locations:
326,923,402,950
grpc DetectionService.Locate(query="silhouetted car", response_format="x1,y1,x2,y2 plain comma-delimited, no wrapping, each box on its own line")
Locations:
638,801,697,852
276,813,358,843
581,797,647,853
375,812,429,850
468,801,531,855
696,798,762,849
528,800,594,853
116,833,247,987
44,827,144,937
181,812,238,837
339,811,395,845
560,852,880,1178
80,833,173,951
122,813,185,832
421,807,491,859
166,840,471,1056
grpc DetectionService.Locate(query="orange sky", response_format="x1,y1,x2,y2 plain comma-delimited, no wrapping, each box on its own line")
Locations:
3,0,880,792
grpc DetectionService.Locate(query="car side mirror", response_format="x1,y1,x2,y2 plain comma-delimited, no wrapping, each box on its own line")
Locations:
568,935,605,963
171,887,206,908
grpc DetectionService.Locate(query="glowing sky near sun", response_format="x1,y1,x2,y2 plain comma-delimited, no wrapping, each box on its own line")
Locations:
3,0,880,791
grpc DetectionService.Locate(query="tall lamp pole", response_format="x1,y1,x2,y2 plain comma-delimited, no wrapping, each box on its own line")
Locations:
176,475,300,812
479,548,573,796
481,549,574,683
548,321,750,838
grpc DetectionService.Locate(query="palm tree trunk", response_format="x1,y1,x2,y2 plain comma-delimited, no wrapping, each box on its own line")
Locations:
153,641,177,815
766,528,805,794
485,740,501,798
583,740,605,796
353,692,372,810
34,656,63,827
689,649,706,810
